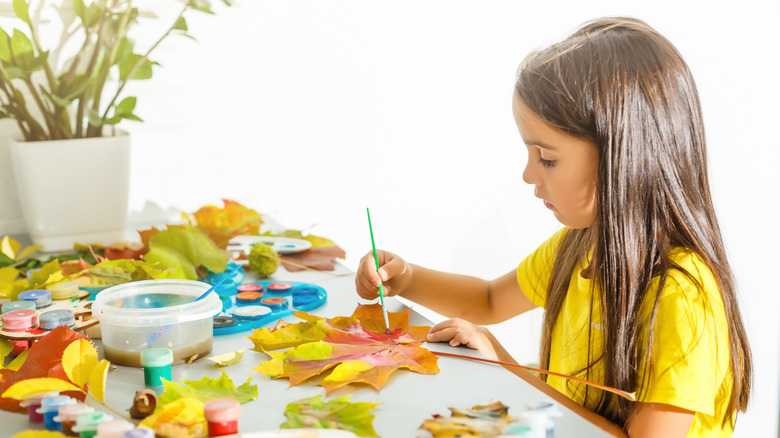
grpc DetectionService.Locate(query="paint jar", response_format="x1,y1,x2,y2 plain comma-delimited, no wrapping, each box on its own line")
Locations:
140,348,173,387
18,289,53,308
40,309,77,330
92,279,220,367
260,296,287,311
19,391,58,423
526,401,562,436
204,398,241,437
268,282,293,293
2,308,39,354
122,428,154,438
72,412,112,438
96,419,135,438
55,402,95,437
236,291,263,305
37,395,76,430
1,300,36,314
509,411,548,438
48,281,81,300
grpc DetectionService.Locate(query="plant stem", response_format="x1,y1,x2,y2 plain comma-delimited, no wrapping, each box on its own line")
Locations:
0,64,46,140
84,391,138,425
78,3,111,137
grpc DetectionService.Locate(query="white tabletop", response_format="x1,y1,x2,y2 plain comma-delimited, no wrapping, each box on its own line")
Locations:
1,263,619,437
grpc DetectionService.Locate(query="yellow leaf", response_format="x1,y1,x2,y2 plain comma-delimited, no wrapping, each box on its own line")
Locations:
140,396,207,437
205,348,245,367
86,359,110,402
1,235,19,259
8,348,30,371
11,430,70,438
0,266,21,299
0,339,12,368
16,244,43,261
61,339,98,388
2,377,81,400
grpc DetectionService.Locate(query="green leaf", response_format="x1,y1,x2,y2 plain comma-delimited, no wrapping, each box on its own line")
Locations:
73,0,87,22
12,0,31,25
28,259,64,289
281,394,380,437
173,17,188,31
10,29,34,70
143,226,228,280
119,53,153,81
115,96,136,115
0,252,14,268
86,108,103,127
158,371,257,407
189,0,215,14
0,28,11,62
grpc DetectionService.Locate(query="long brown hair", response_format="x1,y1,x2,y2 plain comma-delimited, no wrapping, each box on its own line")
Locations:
514,17,752,427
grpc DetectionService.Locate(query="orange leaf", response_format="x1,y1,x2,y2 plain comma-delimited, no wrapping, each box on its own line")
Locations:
192,199,263,249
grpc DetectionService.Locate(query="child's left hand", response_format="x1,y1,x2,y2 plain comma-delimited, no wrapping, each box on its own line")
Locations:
427,318,498,360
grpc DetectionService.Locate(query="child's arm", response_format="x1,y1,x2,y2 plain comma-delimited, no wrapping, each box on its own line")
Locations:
355,250,537,325
626,403,695,437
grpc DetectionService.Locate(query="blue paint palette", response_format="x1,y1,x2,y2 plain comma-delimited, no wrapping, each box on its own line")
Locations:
212,280,327,335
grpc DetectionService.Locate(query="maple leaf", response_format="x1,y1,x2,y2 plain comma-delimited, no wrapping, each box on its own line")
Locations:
420,401,513,437
206,349,245,367
250,304,439,393
143,225,229,280
157,371,258,406
281,394,379,437
0,327,88,413
139,396,207,438
191,199,264,249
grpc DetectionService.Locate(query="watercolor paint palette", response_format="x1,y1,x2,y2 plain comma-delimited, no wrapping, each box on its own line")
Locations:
212,280,327,335
0,297,97,341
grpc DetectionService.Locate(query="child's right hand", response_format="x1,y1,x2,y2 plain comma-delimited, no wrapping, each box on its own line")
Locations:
355,249,411,300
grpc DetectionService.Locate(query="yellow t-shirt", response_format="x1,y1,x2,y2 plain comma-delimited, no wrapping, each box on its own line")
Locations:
517,229,733,436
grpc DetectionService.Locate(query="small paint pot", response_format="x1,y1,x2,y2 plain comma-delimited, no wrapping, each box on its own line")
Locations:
72,412,113,438
236,291,263,305
236,283,263,292
37,395,75,430
267,282,293,293
20,391,58,423
122,429,154,438
140,348,173,387
40,309,77,330
260,297,287,310
1,300,36,314
48,281,81,300
2,309,39,331
54,402,94,437
292,293,319,307
96,419,135,438
232,305,271,321
511,411,548,438
204,398,241,437
18,289,53,308
213,316,238,328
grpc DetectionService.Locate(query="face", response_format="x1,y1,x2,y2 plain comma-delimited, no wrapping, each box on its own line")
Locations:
513,96,599,229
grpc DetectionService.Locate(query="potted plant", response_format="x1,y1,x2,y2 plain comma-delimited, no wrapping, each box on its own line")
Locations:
0,0,229,250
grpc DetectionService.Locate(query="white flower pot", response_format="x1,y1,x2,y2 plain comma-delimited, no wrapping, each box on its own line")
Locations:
9,130,131,251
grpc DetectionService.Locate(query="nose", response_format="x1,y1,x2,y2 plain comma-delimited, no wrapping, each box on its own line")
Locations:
522,156,536,186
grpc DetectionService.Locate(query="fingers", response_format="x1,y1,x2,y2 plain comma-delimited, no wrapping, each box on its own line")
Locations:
354,250,407,299
427,319,491,353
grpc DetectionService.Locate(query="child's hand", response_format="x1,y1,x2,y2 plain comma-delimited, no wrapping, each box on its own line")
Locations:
427,318,498,361
355,250,411,300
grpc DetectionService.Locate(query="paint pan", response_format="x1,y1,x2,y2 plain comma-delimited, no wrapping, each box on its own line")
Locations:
92,279,221,367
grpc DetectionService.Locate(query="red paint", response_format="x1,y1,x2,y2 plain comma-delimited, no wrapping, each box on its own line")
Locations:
268,282,292,291
237,283,263,292
261,297,287,305
204,398,240,437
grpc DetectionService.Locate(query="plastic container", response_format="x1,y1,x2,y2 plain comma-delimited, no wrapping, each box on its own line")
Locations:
204,398,241,437
40,309,77,330
38,395,75,430
55,402,95,437
92,279,221,367
140,348,173,387
48,281,81,300
73,412,112,438
1,300,36,314
96,419,135,437
20,392,58,423
18,289,53,308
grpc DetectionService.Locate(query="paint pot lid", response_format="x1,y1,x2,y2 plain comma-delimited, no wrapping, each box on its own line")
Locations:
47,281,80,299
39,309,76,330
233,306,272,320
236,291,263,302
37,395,75,412
19,391,59,407
237,283,263,292
203,398,241,422
1,309,39,330
97,419,135,435
261,297,287,305
140,348,173,367
213,316,238,328
268,282,293,291
1,300,36,314
18,289,52,307
54,402,94,421
73,412,112,430
122,429,155,438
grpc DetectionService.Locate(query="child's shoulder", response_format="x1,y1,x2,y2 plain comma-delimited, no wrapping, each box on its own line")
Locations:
660,247,723,306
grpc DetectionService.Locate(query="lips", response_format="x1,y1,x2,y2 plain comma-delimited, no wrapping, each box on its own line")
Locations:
543,200,554,210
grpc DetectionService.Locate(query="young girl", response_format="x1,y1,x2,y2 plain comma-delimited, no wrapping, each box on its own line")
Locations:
355,17,752,437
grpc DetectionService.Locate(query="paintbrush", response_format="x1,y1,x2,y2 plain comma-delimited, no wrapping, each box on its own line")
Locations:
195,264,242,302
366,208,391,334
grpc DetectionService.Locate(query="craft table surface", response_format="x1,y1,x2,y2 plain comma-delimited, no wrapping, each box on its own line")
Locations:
1,263,620,437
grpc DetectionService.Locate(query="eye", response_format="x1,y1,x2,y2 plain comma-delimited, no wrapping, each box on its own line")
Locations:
538,157,555,168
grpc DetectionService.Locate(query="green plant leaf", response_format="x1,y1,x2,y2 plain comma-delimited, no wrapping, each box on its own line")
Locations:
189,0,215,14
0,28,11,62
174,17,188,31
281,394,380,437
143,226,228,280
12,0,31,25
73,0,87,22
10,29,34,69
119,53,153,81
115,96,136,115
158,371,257,407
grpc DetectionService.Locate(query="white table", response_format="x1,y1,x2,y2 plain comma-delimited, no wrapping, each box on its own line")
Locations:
2,262,622,437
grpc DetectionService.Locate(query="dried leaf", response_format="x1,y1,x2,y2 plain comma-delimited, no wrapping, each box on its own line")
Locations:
280,246,346,272
191,199,263,249
61,339,98,387
157,371,257,407
420,401,513,437
139,396,207,437
1,377,81,400
281,394,379,437
250,304,438,393
7,349,29,371
0,339,12,368
205,348,245,367
86,360,110,402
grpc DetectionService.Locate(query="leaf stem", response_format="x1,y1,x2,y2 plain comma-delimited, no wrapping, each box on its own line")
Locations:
84,391,138,424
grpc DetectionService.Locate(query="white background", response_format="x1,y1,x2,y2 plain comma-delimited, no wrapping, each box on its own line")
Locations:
2,0,779,436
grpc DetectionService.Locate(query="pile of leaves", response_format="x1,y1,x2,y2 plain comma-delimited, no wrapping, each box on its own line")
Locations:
281,394,380,437
420,401,514,437
249,303,439,393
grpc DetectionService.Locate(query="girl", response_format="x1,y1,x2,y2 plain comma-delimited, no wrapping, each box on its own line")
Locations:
355,17,752,437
